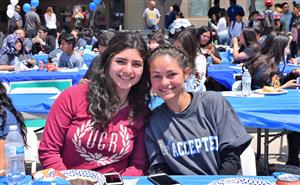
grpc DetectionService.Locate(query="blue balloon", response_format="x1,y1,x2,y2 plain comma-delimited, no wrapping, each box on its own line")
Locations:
31,0,39,8
93,0,101,5
89,2,97,12
23,3,31,13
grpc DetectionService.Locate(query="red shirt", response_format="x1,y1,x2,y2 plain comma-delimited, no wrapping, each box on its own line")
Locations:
39,83,148,176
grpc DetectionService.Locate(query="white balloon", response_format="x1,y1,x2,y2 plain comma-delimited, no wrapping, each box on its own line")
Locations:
10,0,18,6
7,9,15,18
7,4,15,11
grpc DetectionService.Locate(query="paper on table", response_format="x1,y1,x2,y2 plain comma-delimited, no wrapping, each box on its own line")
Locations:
49,93,60,99
229,65,242,70
222,91,264,98
57,68,79,72
123,178,140,185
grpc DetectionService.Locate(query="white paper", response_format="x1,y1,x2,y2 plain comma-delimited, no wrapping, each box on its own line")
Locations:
49,93,60,99
123,178,140,185
222,91,264,98
57,68,79,72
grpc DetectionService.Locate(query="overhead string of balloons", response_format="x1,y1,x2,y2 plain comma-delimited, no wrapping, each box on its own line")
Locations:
23,0,40,13
89,0,102,12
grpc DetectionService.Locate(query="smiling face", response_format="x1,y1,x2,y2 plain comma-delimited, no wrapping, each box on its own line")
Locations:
150,54,189,102
109,48,144,98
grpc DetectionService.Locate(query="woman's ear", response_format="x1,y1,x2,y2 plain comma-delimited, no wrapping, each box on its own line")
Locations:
184,67,191,80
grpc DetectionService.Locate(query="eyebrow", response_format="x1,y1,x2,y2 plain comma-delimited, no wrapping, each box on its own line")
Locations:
114,57,143,63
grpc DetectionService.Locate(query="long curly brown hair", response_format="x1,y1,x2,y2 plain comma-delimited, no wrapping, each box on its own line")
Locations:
87,32,151,129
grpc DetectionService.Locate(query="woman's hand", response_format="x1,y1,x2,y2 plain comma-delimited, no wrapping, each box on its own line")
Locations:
280,79,300,89
27,59,36,66
232,37,238,46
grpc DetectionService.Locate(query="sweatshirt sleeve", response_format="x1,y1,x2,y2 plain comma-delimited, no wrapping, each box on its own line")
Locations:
121,126,148,176
38,89,74,170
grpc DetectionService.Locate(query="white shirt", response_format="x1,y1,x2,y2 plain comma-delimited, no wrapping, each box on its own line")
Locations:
217,17,228,37
229,21,244,38
44,13,57,29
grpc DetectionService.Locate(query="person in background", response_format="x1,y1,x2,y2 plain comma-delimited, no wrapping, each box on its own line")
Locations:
232,28,260,64
81,31,116,82
248,11,260,28
92,30,115,53
217,8,229,45
227,0,245,22
280,2,292,33
197,26,221,64
289,22,300,63
290,2,300,31
0,81,27,176
208,0,221,24
165,4,180,29
0,34,36,71
148,30,166,51
7,5,23,34
78,28,97,48
72,5,84,31
58,33,83,69
228,11,245,43
245,33,300,167
24,7,41,39
145,45,252,175
143,0,161,31
246,33,299,90
14,28,32,53
70,29,83,49
168,12,192,38
31,26,56,54
39,32,151,176
44,7,57,37
174,29,207,92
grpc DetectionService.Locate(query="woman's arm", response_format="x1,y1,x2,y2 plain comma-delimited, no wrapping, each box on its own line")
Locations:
144,128,169,175
232,38,249,62
121,128,148,176
0,65,15,71
38,91,74,170
209,46,222,64
0,139,5,176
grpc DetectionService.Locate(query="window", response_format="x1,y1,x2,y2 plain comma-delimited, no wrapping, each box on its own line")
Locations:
188,0,209,17
247,0,265,12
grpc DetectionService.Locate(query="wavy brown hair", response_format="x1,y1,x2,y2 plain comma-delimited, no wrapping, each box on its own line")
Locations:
87,32,151,129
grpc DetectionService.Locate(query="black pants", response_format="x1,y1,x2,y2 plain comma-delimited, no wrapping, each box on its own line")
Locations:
287,132,300,166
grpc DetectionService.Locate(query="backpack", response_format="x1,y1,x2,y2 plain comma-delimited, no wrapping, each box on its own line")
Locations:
262,10,275,35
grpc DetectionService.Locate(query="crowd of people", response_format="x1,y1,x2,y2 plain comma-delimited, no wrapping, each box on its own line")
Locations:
0,0,300,178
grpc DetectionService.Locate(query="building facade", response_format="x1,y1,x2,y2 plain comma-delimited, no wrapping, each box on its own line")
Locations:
0,0,294,33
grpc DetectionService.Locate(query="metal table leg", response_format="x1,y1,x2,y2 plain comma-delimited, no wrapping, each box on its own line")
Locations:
264,129,270,175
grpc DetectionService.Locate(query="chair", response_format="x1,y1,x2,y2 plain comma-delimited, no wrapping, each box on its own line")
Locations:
240,145,257,176
25,128,39,174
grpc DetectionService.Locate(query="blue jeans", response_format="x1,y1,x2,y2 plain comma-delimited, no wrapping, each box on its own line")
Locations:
147,25,159,31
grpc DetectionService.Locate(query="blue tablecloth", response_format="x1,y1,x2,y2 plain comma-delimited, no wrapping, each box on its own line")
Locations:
0,175,276,185
33,53,98,67
226,90,300,132
9,90,300,131
208,64,298,90
149,90,300,132
9,93,56,114
0,70,87,85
